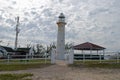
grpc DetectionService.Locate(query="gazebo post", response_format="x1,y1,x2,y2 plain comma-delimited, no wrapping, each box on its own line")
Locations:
90,49,92,60
97,50,98,55
103,49,105,60
82,50,85,63
97,50,99,60
99,51,102,63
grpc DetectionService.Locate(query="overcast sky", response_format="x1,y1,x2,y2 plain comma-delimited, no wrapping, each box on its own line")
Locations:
0,0,120,51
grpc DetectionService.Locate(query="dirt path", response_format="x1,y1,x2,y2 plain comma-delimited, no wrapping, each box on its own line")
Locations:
0,61,120,80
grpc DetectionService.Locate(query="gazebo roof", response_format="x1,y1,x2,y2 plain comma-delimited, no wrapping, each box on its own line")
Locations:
73,42,106,50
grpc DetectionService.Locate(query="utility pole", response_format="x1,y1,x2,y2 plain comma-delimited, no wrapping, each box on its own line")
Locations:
0,40,2,46
15,16,20,50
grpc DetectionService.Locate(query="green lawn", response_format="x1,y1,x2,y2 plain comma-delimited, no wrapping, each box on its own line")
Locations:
0,59,50,63
0,59,52,71
69,60,120,69
0,73,33,80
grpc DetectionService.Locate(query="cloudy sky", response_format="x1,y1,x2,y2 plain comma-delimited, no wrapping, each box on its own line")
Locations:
0,0,120,51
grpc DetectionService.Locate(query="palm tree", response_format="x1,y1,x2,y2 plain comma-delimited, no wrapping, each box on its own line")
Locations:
46,42,56,55
36,44,45,57
65,42,73,50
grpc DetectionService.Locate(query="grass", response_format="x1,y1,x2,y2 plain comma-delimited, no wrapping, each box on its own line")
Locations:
0,63,52,71
0,59,50,63
0,73,33,80
69,60,120,69
0,59,52,71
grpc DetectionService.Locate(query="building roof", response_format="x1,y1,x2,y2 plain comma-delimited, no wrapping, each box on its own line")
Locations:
73,42,106,50
16,48,30,53
0,46,14,52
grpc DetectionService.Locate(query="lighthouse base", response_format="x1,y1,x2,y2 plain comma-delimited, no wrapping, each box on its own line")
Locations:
57,53,65,60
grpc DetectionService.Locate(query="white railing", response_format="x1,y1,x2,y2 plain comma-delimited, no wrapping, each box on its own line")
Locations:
74,52,120,63
0,55,50,64
0,52,119,64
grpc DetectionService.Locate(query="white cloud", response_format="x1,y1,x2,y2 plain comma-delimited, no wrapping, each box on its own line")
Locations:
0,0,120,51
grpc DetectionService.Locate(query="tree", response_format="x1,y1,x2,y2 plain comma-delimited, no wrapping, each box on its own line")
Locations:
32,45,36,54
45,42,73,55
65,42,73,50
46,42,56,54
36,44,45,57
26,43,31,48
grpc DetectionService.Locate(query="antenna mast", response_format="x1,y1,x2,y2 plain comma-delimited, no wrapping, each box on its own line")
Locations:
15,16,20,50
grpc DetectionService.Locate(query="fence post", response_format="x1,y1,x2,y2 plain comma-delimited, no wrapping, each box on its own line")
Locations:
45,53,47,64
7,54,10,63
68,48,74,64
117,53,119,63
51,49,56,64
32,54,33,59
25,54,28,64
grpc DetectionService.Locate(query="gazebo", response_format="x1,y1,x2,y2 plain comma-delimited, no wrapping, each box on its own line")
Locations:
73,42,106,62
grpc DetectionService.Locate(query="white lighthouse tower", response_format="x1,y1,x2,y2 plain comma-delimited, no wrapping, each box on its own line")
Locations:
56,13,66,60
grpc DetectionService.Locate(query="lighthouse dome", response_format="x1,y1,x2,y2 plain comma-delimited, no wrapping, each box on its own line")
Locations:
59,13,65,18
58,13,65,22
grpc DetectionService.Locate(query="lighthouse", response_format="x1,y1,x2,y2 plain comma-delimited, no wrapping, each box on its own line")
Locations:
56,13,66,60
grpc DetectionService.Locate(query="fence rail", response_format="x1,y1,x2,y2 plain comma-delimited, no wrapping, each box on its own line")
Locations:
0,55,50,64
0,52,119,64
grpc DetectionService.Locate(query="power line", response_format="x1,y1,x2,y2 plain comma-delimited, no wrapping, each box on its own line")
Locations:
14,16,20,50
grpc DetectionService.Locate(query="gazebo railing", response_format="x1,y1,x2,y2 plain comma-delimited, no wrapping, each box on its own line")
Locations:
74,54,104,60
74,52,120,63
